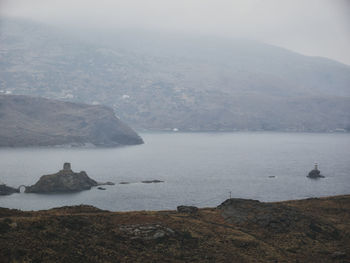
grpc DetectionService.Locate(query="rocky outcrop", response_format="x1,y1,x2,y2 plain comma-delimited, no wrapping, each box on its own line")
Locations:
307,164,324,178
308,169,324,178
218,198,340,237
25,163,98,193
119,224,175,240
177,206,198,214
0,184,19,195
102,182,115,186
0,95,143,147
118,180,164,184
141,180,164,184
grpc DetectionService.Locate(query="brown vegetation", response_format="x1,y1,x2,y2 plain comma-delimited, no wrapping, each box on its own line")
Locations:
0,195,349,262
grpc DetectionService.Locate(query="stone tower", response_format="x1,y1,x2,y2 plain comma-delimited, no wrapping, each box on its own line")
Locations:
63,162,71,171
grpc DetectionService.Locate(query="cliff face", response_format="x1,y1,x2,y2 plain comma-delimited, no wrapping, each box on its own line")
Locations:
0,195,349,262
0,95,143,147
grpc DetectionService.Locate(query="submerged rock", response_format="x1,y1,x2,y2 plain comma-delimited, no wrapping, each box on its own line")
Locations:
141,180,164,184
25,163,98,193
0,184,19,195
102,182,115,186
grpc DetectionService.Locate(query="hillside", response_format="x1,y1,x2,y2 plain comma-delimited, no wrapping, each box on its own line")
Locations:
0,94,143,147
0,195,349,262
1,18,350,131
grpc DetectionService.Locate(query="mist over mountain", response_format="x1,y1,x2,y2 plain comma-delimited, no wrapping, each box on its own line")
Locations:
0,94,143,147
1,18,349,132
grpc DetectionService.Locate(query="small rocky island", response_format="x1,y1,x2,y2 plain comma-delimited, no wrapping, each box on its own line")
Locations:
25,163,100,193
307,163,325,178
0,184,19,195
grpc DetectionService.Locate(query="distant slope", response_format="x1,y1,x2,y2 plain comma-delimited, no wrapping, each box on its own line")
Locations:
1,17,349,131
0,95,143,147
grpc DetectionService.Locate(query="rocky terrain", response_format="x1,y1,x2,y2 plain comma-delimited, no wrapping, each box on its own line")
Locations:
1,18,350,132
0,184,19,195
0,195,349,262
25,163,100,193
0,94,143,147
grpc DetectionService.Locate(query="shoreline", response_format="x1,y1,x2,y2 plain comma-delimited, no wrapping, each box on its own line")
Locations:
1,193,349,213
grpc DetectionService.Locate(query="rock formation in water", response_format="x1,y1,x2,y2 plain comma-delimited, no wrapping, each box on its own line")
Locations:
0,94,143,147
141,180,164,184
307,163,324,178
25,163,98,193
0,184,19,195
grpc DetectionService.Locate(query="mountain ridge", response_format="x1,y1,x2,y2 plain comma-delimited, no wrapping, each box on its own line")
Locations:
1,17,349,132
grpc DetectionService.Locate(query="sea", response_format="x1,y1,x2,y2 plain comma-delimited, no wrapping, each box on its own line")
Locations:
0,132,349,211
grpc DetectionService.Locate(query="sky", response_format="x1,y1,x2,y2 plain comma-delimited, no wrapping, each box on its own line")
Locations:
1,0,350,65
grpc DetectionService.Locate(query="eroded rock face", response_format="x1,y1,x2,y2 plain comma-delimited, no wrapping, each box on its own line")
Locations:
0,184,19,195
25,163,98,193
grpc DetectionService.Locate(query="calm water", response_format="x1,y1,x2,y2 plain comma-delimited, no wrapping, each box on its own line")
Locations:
0,132,349,211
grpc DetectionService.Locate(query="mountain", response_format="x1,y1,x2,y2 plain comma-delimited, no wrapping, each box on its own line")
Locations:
1,17,349,131
0,94,143,147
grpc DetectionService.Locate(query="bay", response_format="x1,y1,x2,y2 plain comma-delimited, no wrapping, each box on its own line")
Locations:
0,132,349,211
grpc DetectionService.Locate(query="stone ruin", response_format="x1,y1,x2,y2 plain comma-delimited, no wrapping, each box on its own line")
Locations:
63,162,72,171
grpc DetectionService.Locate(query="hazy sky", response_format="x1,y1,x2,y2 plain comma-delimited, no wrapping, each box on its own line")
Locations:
1,0,350,64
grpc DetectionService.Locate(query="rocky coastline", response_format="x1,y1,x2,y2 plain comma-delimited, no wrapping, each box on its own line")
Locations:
0,184,19,196
0,94,143,148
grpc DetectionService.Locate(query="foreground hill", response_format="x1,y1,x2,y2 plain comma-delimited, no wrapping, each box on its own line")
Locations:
1,18,350,131
0,195,349,262
0,95,143,147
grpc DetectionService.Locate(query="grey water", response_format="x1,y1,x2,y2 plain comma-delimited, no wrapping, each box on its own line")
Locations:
0,132,349,211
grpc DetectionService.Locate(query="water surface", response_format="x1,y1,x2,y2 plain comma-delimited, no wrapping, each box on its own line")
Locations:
0,132,349,211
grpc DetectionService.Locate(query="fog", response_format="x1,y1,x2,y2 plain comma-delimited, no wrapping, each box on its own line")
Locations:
1,0,350,65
